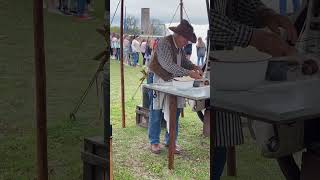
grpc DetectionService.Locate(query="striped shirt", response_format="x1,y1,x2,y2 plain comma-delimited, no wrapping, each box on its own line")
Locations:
208,0,275,146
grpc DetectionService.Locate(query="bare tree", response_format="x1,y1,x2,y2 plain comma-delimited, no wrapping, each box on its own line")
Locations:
125,15,140,35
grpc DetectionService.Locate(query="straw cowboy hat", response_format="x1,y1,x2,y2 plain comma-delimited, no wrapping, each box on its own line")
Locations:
169,19,197,43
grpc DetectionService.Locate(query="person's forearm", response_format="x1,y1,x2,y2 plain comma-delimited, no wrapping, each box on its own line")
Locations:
181,54,196,70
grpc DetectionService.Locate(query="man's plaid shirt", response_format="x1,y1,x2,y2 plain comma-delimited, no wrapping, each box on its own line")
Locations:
209,0,275,48
155,36,195,77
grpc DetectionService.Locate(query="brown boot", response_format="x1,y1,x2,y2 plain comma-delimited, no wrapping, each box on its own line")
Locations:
150,144,161,154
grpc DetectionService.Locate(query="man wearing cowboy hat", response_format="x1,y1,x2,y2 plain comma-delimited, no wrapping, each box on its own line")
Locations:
147,19,202,154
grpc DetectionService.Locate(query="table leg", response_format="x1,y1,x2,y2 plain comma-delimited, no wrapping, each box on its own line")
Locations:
227,146,237,176
210,107,216,179
203,109,210,137
168,95,177,170
181,108,184,118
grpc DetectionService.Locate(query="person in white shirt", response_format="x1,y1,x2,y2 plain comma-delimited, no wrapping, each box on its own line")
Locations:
140,39,147,65
131,35,141,66
123,35,130,65
111,35,118,60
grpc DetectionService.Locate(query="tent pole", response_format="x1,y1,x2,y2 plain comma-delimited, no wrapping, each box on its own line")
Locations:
120,0,126,128
33,0,48,179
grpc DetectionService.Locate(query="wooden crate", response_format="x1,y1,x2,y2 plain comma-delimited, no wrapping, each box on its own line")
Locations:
81,136,109,180
136,105,166,128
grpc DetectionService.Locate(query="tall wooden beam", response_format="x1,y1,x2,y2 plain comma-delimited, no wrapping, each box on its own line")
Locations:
120,0,126,128
33,0,48,179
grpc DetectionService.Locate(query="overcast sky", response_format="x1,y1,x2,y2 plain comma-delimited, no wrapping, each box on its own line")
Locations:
110,0,299,26
110,0,209,25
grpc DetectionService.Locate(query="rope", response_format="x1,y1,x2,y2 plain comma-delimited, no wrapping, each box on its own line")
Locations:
111,0,121,25
168,4,180,27
183,6,191,22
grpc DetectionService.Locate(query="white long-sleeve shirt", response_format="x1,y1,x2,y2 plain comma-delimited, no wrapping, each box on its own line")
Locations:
131,39,141,53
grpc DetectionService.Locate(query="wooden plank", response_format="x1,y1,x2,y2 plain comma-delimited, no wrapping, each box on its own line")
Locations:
203,109,210,137
210,108,216,179
81,151,108,167
83,163,93,180
227,146,237,176
85,137,107,149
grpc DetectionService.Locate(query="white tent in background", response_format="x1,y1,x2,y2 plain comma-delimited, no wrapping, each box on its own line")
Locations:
165,23,209,64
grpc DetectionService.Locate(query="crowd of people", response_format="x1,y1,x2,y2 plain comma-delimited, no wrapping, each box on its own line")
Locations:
110,33,160,67
44,0,94,19
110,32,207,67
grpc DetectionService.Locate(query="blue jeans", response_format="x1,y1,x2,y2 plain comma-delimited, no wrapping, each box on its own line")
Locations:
280,0,300,15
212,147,227,180
147,72,181,145
148,107,181,145
77,0,86,16
116,48,120,61
197,56,204,66
132,52,139,66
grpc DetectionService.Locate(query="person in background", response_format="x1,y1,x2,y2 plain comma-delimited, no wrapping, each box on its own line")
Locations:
123,35,130,65
183,41,193,60
209,0,297,180
280,0,301,16
144,39,152,66
127,36,134,66
77,0,91,19
47,0,60,14
131,35,141,67
115,35,121,61
111,35,118,60
110,33,114,58
140,39,147,65
196,37,206,66
87,0,94,12
152,37,160,51
58,0,71,15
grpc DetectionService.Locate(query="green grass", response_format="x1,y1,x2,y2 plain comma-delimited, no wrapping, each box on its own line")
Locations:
1,1,105,179
1,0,286,179
110,59,285,180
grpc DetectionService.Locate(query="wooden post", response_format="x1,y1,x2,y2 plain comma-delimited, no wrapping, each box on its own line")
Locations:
168,95,177,170
120,0,126,128
227,146,237,176
109,138,113,180
33,0,48,179
210,108,216,179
